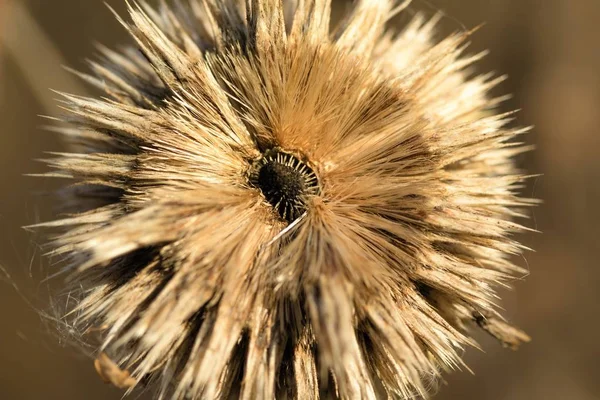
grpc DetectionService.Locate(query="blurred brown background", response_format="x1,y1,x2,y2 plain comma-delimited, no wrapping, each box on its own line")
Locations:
0,0,598,399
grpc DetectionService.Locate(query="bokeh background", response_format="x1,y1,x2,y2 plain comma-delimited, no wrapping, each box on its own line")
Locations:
1,0,598,399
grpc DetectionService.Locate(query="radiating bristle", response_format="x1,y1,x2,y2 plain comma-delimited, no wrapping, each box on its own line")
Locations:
38,1,533,399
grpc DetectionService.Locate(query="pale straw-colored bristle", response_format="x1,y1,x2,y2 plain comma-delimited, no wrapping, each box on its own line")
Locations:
38,0,533,398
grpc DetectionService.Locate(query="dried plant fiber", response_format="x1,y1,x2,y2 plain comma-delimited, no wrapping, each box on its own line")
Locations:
36,0,534,399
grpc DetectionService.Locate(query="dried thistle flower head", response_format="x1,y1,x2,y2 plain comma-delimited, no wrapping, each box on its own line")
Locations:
38,0,534,398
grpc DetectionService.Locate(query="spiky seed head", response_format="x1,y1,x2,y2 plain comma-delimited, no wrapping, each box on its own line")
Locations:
249,148,321,222
37,0,534,399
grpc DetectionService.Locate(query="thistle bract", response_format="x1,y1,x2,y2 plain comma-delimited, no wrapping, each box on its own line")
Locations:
40,1,533,398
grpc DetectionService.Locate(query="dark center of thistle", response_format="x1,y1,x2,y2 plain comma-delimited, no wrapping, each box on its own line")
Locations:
249,148,320,223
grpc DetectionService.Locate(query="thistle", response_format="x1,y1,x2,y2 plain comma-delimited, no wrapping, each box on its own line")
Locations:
38,0,534,398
